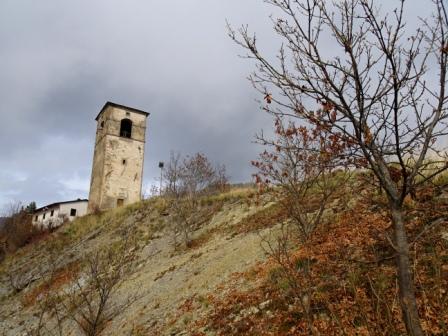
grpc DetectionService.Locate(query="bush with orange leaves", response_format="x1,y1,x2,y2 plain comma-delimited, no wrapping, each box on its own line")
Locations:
251,119,352,335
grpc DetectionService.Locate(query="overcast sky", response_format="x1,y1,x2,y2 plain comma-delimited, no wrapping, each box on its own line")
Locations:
0,0,433,211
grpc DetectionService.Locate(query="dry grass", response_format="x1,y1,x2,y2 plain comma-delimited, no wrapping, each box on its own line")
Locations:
231,202,288,235
199,186,258,206
198,184,448,335
22,260,80,307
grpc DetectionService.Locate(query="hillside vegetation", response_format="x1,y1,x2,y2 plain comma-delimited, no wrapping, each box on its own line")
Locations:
0,177,447,335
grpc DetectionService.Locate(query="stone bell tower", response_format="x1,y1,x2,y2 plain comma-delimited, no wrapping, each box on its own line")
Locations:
88,102,149,213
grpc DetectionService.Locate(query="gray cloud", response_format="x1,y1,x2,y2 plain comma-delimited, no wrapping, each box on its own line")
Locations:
0,0,434,210
0,0,277,210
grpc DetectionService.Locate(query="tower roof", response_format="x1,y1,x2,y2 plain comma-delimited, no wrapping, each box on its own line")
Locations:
95,101,150,121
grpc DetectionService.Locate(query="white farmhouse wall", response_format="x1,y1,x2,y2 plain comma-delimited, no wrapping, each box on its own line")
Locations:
32,200,88,230
59,201,88,220
33,206,61,230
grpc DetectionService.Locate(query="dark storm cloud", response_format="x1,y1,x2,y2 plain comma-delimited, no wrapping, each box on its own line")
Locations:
0,0,433,210
0,0,276,210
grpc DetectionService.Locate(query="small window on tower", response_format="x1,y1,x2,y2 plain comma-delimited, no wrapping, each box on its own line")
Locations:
100,121,104,128
70,208,77,217
119,119,132,138
122,159,126,165
50,210,54,217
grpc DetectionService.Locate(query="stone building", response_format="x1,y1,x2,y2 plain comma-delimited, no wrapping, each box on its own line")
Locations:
88,102,149,213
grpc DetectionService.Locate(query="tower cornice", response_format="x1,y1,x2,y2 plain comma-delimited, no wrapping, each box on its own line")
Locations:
95,101,150,121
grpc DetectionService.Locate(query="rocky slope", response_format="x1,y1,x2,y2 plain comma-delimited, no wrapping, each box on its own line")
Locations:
0,187,280,335
1,181,447,335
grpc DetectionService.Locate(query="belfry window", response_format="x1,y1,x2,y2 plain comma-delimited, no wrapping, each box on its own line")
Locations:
120,118,132,138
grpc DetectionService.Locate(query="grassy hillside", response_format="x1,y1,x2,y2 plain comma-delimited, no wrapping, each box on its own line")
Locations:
0,179,447,335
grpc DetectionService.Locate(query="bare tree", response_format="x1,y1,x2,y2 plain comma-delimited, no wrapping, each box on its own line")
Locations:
22,227,138,336
181,152,216,197
211,163,230,193
254,119,349,240
256,120,348,335
163,151,183,197
164,152,228,248
2,201,38,253
63,242,136,336
25,257,65,336
230,0,448,334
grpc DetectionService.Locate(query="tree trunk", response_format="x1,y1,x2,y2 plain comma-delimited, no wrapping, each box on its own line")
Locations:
390,203,424,336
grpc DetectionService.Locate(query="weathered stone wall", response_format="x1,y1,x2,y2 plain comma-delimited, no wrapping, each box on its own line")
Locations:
88,104,148,212
88,131,106,211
